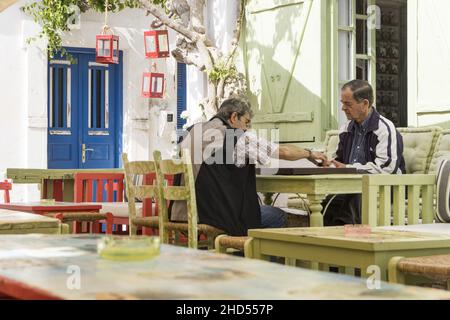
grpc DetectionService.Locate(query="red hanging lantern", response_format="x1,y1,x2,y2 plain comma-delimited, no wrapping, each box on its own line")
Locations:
142,72,165,98
95,0,119,64
144,29,170,59
96,34,119,64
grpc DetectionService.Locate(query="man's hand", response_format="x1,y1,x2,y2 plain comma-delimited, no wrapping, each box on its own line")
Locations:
331,160,347,168
309,152,330,167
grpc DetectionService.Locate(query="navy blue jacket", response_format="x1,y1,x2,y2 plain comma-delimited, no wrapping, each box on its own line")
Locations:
335,108,406,174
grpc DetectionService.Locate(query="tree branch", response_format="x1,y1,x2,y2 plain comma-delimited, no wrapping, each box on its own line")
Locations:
140,1,197,41
187,0,206,34
225,0,244,68
172,47,205,70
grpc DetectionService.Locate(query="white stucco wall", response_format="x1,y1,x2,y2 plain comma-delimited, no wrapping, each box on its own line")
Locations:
408,0,450,128
0,1,181,201
0,1,33,201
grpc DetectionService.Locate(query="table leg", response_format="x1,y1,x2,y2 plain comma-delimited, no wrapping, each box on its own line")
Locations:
63,180,74,202
248,238,270,262
307,194,326,227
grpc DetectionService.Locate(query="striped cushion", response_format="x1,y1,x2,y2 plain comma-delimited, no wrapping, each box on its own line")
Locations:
436,159,450,223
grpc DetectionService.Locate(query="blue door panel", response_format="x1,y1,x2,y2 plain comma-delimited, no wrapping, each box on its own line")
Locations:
48,55,79,169
49,144,73,161
48,48,122,169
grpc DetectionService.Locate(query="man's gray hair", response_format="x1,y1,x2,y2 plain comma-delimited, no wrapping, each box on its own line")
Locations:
216,97,254,120
342,79,374,106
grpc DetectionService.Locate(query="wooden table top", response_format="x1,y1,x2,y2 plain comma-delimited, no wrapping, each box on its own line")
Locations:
0,202,102,212
256,174,363,181
248,226,450,251
381,224,450,235
0,209,60,230
1,234,450,300
7,168,124,184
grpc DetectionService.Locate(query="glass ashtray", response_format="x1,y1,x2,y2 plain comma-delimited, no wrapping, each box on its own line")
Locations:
344,225,372,237
97,236,160,261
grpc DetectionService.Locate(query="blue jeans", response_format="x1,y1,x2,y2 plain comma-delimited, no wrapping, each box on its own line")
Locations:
260,205,287,228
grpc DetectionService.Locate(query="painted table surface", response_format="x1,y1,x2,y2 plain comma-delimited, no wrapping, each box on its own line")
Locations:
0,209,61,234
0,202,102,214
381,224,450,235
7,168,124,202
7,168,124,184
247,227,450,280
256,174,363,227
0,235,450,300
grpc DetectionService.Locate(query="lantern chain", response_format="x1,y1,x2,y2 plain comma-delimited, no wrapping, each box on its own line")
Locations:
103,0,109,34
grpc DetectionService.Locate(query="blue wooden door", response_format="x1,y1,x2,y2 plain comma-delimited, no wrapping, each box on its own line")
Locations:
48,48,123,169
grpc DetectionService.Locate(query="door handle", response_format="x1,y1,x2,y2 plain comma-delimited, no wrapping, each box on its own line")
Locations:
82,144,94,163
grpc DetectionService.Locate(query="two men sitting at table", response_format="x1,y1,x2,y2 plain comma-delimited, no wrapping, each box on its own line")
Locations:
170,98,328,236
323,79,406,226
171,79,405,234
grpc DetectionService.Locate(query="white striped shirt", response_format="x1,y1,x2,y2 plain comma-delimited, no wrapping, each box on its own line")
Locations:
235,131,279,167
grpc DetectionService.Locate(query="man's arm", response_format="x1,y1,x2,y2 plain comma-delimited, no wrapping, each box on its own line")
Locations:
235,132,329,166
277,145,329,165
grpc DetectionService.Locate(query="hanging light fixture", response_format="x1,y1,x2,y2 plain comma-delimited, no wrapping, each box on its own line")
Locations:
142,63,165,98
96,0,119,64
144,29,170,59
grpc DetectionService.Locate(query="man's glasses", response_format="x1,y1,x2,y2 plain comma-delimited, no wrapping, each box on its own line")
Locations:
240,116,251,128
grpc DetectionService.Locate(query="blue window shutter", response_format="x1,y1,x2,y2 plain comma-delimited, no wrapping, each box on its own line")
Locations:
176,62,187,130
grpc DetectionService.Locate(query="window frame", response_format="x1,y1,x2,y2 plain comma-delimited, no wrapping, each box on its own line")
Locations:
330,0,377,127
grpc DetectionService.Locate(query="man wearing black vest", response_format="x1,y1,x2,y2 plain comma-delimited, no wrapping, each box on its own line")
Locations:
171,98,328,236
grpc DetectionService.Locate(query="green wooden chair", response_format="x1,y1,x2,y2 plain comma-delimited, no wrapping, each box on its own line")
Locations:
361,174,436,227
392,126,443,221
122,154,160,235
388,254,450,290
215,235,253,257
153,149,225,249
388,160,450,289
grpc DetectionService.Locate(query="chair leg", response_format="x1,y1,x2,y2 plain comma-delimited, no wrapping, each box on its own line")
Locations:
92,221,101,234
388,256,406,284
60,223,70,234
129,222,138,236
243,237,254,259
215,235,228,254
73,221,82,234
105,212,114,235
142,227,152,236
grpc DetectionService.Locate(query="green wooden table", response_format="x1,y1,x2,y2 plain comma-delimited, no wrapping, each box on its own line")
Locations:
7,168,123,202
1,234,450,300
0,209,65,234
256,174,363,227
247,226,450,281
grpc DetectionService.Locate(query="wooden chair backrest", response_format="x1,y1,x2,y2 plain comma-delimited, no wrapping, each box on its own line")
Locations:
153,149,198,248
362,174,436,227
122,153,157,220
74,173,125,203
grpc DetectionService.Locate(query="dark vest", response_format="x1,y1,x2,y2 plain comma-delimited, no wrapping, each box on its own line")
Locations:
171,116,261,236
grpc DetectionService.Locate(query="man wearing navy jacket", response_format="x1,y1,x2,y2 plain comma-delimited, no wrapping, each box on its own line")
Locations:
324,79,406,226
